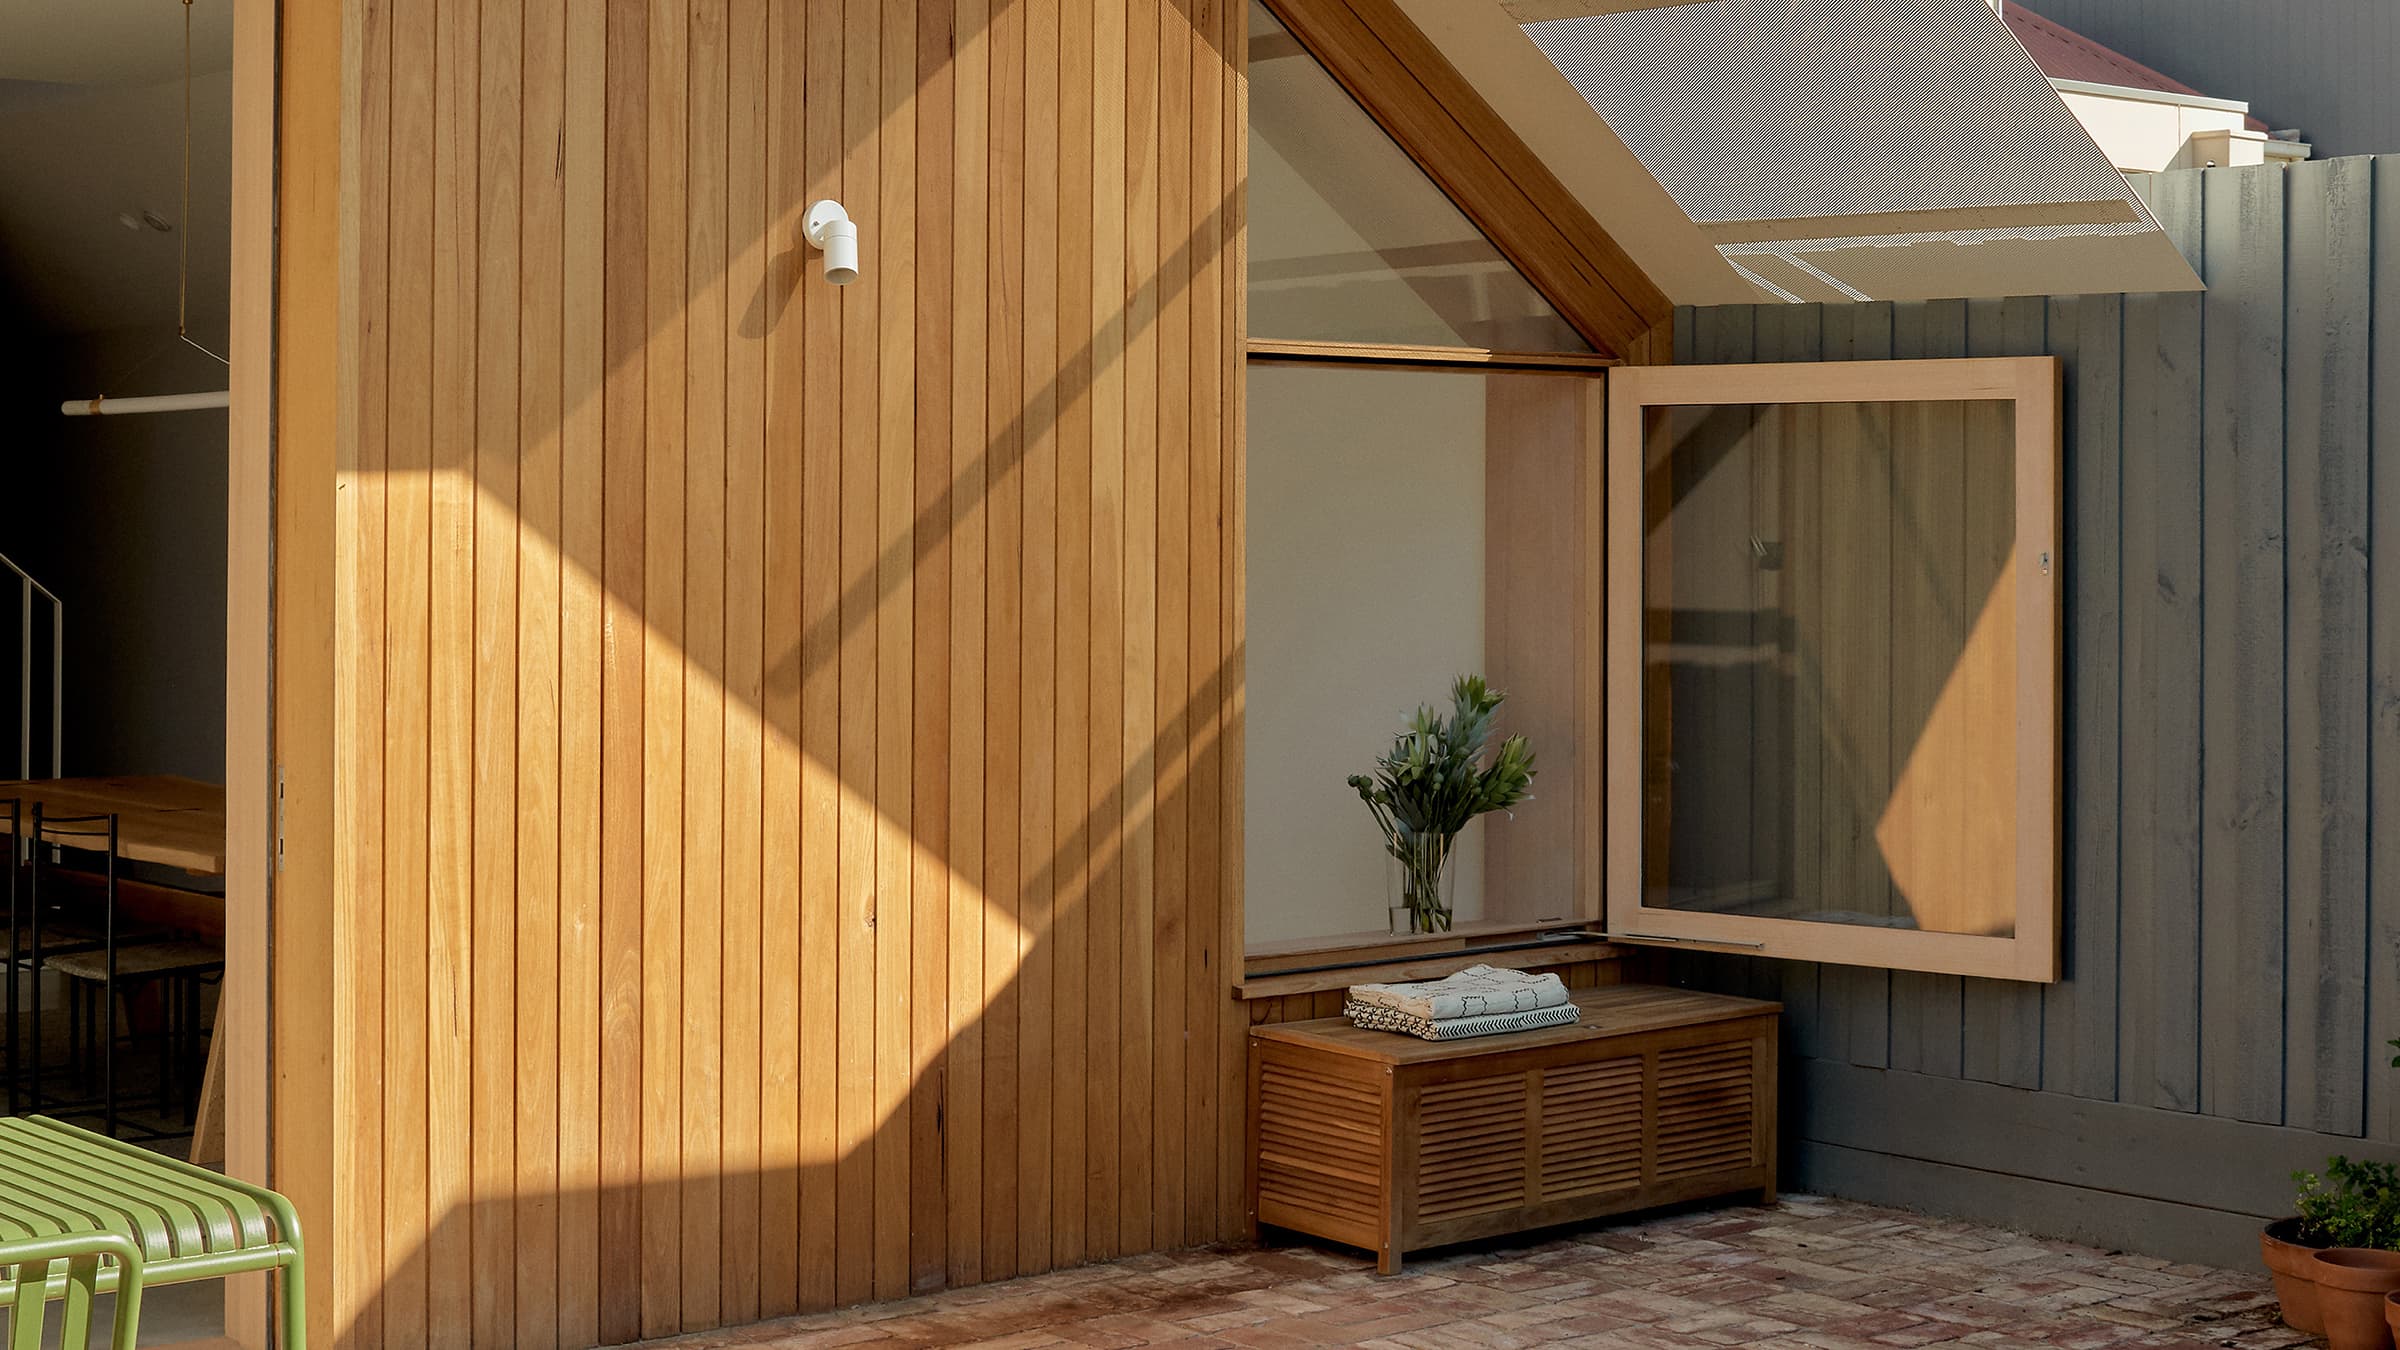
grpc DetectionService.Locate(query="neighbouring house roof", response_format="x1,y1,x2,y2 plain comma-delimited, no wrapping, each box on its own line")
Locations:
2002,4,2269,132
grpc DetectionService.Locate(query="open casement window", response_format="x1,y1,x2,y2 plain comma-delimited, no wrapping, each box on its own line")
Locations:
1605,359,2062,982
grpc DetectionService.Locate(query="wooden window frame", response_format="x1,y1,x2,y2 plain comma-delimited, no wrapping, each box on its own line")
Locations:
223,0,281,1344
1245,338,1619,371
1604,357,2063,983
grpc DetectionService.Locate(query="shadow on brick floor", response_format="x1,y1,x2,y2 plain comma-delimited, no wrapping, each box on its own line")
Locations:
635,1195,2303,1349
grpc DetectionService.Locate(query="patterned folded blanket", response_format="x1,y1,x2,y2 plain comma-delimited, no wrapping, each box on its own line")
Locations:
1345,999,1582,1042
1349,964,1569,1021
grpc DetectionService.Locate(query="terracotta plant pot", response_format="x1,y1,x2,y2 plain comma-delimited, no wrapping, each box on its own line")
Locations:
2312,1248,2400,1350
2385,1289,2400,1347
2262,1217,2328,1333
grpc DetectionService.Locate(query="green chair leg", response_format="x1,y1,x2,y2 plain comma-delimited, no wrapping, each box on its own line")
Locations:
8,1262,43,1350
57,1253,95,1350
279,1249,306,1350
112,1268,143,1350
59,1251,142,1350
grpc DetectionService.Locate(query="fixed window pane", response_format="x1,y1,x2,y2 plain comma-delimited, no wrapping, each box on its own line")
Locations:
1245,361,1602,947
1247,2,1591,351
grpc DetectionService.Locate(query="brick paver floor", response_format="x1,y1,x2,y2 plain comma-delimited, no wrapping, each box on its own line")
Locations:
642,1195,2308,1349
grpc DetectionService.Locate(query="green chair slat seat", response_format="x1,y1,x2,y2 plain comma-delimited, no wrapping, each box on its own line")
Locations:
0,1115,303,1348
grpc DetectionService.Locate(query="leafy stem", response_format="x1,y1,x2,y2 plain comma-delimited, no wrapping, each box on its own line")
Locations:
1347,675,1537,933
2292,1036,2400,1247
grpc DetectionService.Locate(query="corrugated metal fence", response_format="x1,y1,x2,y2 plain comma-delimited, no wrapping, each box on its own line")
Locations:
1674,156,2400,1265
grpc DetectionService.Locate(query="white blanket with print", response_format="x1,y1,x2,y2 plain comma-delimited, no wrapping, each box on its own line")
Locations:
1344,999,1582,1042
1347,964,1570,1022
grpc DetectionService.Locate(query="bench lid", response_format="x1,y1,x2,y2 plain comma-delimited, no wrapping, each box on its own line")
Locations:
1249,984,1778,1065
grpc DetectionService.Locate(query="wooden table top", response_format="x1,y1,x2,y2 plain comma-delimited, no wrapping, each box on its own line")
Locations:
0,776,228,876
1249,984,1781,1066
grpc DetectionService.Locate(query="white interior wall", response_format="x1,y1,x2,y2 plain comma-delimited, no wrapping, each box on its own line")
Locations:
1244,363,1489,945
0,327,228,787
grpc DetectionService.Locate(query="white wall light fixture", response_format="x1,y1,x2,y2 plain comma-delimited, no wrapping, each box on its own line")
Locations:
803,199,862,285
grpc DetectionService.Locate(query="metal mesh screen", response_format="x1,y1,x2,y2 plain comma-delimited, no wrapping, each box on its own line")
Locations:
1524,0,2138,228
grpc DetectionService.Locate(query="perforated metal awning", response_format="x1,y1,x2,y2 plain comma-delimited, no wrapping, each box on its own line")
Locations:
1513,0,2204,302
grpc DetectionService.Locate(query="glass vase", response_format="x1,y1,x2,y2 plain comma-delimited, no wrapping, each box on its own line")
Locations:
1387,832,1459,935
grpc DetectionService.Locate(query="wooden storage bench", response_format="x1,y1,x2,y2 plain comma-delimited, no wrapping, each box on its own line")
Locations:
1248,984,1778,1273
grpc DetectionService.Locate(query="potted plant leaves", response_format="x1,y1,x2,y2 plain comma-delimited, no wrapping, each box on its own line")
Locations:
2271,1037,2400,1343
1347,675,1535,935
2277,1157,2400,1339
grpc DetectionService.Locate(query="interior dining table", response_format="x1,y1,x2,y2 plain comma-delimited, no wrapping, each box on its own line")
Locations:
0,775,228,877
0,774,229,1161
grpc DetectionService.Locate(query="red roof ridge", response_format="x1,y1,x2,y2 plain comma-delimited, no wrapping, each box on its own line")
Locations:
2003,4,2270,133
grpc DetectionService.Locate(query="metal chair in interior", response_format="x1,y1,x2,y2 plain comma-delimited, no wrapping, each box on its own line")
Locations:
2,797,108,1118
26,810,223,1140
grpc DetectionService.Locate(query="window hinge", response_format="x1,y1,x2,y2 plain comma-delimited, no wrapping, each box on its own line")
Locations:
275,766,286,873
1602,931,1767,950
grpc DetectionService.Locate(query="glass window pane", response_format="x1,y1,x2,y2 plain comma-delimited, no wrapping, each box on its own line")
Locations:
1641,398,2020,939
1246,361,1596,945
1247,1,1591,352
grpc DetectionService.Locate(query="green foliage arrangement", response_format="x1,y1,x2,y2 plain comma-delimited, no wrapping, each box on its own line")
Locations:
1346,675,1537,934
2285,1038,2400,1249
2294,1156,2400,1250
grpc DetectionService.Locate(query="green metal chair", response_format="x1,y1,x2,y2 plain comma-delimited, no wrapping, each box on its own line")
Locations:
0,1115,303,1349
0,1226,142,1350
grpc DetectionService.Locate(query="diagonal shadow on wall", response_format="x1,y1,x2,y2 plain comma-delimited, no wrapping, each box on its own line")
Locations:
339,0,1254,1344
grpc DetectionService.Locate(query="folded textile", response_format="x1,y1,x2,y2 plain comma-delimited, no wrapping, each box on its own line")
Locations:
1348,964,1569,1022
1344,999,1582,1042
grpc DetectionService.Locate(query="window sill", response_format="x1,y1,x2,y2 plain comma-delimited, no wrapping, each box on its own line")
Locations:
1237,920,1626,1001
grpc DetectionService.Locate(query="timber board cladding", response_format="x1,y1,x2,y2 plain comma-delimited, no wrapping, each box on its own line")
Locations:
1668,159,2400,1264
331,1,1249,1345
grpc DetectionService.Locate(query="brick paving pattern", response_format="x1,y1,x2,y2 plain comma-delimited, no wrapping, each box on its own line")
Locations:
642,1196,2310,1349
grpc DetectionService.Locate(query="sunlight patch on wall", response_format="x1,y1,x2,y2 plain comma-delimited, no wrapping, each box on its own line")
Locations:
1875,556,2018,939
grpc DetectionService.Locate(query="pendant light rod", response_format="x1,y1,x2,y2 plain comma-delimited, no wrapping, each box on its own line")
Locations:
59,0,227,418
60,390,232,418
180,0,193,345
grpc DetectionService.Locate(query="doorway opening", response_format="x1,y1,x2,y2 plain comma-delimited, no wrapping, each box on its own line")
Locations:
0,1,267,1342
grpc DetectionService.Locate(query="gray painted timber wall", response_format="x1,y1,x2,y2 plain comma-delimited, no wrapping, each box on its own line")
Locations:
2016,1,2398,159
1670,156,2400,1269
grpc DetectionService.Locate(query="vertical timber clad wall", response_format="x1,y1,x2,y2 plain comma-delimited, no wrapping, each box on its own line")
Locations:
1673,158,2400,1269
332,1,1247,1345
